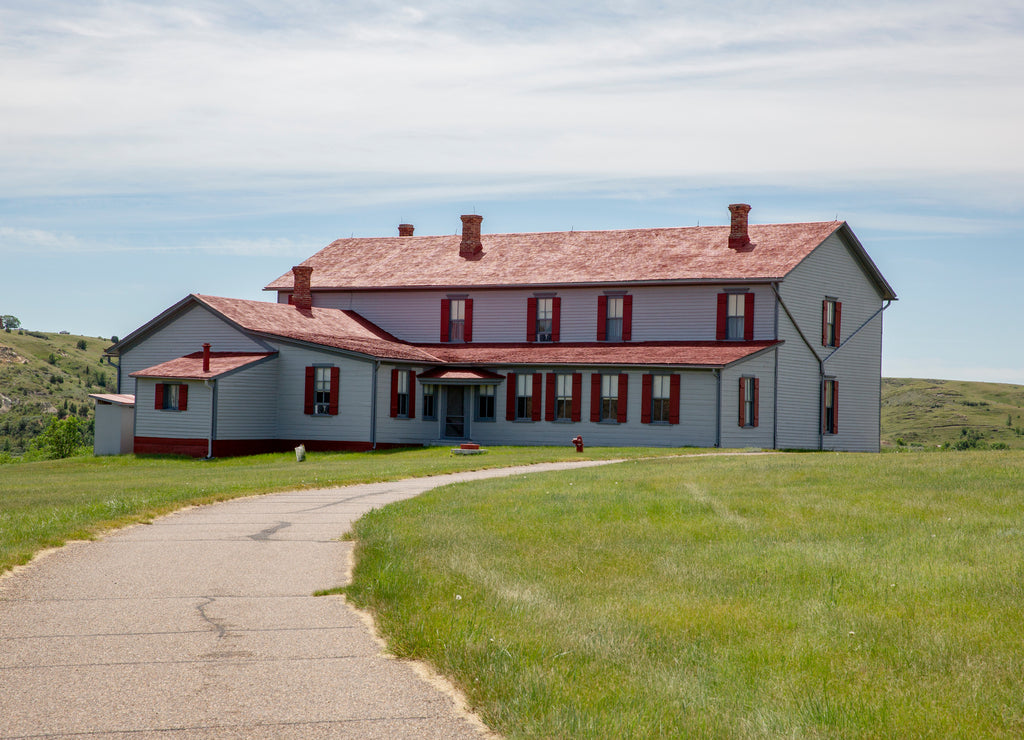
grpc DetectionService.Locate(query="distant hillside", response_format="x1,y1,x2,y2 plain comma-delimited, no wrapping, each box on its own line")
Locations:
882,377,1024,450
0,329,117,455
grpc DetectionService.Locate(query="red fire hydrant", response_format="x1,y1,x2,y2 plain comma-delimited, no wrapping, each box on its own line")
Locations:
571,435,584,453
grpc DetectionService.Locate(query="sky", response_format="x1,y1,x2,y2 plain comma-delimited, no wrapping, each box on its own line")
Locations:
2,0,1023,384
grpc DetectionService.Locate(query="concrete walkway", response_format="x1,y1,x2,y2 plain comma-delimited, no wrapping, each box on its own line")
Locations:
0,459,620,739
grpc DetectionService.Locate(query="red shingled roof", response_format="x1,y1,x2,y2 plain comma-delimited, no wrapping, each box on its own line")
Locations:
131,352,275,380
424,341,780,368
264,222,844,292
194,295,443,362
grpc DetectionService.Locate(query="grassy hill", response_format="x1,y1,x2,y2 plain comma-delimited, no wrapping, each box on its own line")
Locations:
0,329,117,455
882,377,1024,450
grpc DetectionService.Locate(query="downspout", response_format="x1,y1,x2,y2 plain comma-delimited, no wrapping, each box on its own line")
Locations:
204,379,216,459
370,360,379,450
772,284,894,451
713,368,721,448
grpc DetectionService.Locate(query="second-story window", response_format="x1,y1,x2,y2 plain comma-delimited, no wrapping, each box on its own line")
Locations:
449,298,465,342
536,298,553,342
606,296,624,341
717,292,753,341
727,294,745,340
823,298,841,347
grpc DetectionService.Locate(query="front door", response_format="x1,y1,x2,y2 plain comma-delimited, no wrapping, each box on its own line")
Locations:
444,386,467,439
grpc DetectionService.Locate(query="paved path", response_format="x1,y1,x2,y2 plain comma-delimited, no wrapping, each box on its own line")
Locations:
0,459,621,739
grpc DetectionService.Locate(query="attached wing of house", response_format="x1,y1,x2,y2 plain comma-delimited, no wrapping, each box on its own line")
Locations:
103,204,895,457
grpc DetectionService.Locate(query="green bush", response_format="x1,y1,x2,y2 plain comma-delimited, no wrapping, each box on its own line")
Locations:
32,416,86,459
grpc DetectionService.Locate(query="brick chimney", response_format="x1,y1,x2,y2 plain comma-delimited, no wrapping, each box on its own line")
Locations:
728,203,752,250
291,265,313,310
398,223,414,236
202,343,211,373
459,214,483,258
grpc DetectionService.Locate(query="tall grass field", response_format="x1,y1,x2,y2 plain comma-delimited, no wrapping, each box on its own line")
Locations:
344,450,1024,738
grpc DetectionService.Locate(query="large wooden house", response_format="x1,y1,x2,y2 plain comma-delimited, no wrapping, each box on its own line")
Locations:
104,204,896,456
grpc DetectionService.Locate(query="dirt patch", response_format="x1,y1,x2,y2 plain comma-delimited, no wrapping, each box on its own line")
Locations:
0,346,28,364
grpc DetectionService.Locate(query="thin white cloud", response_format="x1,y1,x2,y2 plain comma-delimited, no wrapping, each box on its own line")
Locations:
1,0,1021,202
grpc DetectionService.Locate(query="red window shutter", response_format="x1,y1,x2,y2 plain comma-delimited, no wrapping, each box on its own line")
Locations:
154,383,164,410
440,299,450,342
390,368,399,417
571,373,582,422
464,299,473,342
738,377,746,427
545,373,556,421
527,297,537,342
590,373,601,422
752,378,760,428
822,300,830,346
744,293,755,341
617,374,628,423
506,373,516,421
408,371,416,418
622,295,633,341
304,367,315,415
834,302,842,346
532,373,542,421
641,374,653,424
551,297,561,342
669,374,681,424
329,367,340,415
716,293,729,340
178,384,188,412
597,295,607,341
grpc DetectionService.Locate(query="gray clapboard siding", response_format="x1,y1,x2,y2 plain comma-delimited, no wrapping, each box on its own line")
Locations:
719,351,776,450
314,285,775,344
134,379,210,438
272,343,374,443
775,232,885,452
119,303,265,396
215,359,279,439
392,368,718,448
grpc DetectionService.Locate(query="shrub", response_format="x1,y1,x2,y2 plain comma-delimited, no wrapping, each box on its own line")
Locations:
76,339,88,350
32,416,85,459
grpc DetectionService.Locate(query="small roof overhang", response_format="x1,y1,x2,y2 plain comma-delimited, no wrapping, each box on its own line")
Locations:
417,367,506,384
130,352,277,381
89,393,136,407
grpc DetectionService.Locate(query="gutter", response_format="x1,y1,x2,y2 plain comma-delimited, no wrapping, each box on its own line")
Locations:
370,360,380,450
771,284,893,450
204,379,217,459
713,369,721,448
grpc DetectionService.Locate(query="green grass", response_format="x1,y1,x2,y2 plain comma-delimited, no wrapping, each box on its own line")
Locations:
344,450,1024,738
0,445,683,574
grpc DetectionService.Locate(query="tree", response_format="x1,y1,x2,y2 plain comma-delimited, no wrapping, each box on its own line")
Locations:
34,416,84,459
1,315,21,331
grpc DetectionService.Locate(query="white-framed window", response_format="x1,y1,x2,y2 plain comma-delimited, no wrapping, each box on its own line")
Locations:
449,298,465,342
314,367,333,415
422,384,437,420
555,373,573,420
823,298,840,347
536,297,554,342
727,294,745,341
824,378,838,434
516,373,533,420
600,374,619,421
395,369,410,417
605,296,624,342
651,375,671,423
739,376,758,428
163,383,180,410
477,385,495,421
